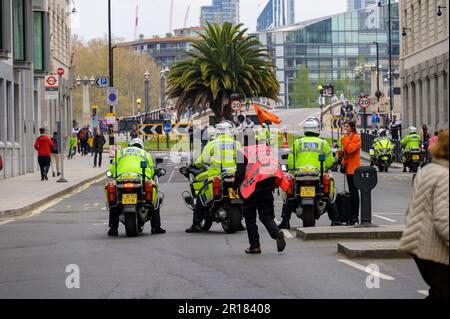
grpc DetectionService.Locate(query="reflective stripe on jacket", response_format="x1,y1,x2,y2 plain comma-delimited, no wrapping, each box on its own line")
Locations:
287,136,334,173
401,133,421,151
109,147,155,180
240,145,289,199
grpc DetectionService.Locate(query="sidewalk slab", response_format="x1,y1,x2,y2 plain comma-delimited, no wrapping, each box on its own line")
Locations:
296,225,404,240
337,241,411,259
0,155,107,219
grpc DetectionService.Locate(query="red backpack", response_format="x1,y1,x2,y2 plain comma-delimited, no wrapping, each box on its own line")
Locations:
79,129,87,141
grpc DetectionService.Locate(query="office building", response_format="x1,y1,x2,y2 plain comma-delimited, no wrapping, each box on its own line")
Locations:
257,0,295,32
200,0,239,26
400,0,449,132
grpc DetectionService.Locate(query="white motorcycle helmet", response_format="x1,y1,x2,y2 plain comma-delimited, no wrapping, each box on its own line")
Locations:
378,129,387,137
215,121,235,137
408,126,417,134
302,118,321,136
128,138,144,149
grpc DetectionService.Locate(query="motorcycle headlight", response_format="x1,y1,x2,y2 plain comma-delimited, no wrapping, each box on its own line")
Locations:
382,149,388,154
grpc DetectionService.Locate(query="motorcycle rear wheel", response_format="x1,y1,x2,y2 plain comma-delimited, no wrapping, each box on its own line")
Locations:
221,206,242,234
125,213,138,237
302,205,316,228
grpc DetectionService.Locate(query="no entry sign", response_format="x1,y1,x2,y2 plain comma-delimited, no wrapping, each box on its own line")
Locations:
57,68,65,77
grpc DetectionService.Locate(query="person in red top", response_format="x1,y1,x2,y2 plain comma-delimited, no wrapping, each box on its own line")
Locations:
34,128,54,181
341,120,362,225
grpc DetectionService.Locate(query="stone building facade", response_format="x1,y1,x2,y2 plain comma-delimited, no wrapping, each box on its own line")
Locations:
400,0,449,132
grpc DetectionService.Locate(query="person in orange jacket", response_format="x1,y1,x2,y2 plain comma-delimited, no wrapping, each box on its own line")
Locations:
340,120,362,225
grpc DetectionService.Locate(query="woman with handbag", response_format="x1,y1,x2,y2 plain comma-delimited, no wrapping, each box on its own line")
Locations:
340,120,361,225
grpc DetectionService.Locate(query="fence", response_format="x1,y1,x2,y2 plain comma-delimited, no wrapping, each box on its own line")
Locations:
360,132,403,163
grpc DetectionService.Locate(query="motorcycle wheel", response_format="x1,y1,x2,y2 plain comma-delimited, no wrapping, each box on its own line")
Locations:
124,213,138,237
221,206,242,234
411,163,418,173
302,205,316,228
201,218,213,232
384,166,389,173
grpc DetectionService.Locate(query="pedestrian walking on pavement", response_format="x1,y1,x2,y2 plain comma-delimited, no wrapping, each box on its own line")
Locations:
50,132,61,178
34,128,53,181
68,133,77,159
399,129,449,300
233,133,289,254
93,129,106,168
340,120,361,225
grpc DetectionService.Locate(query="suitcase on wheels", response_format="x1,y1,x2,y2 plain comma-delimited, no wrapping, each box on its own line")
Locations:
335,191,353,223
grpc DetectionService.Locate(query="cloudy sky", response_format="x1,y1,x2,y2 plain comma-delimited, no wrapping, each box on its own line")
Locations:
71,0,346,41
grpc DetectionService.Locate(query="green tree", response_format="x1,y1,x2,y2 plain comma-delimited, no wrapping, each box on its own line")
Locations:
291,64,315,108
334,69,354,101
72,37,160,121
166,22,280,121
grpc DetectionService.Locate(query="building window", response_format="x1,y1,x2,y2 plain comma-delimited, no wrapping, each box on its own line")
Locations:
33,12,44,71
13,0,25,61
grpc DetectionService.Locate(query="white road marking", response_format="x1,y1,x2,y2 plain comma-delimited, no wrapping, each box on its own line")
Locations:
167,170,175,184
282,229,294,239
66,205,71,208
101,207,107,211
83,203,90,207
338,259,395,281
93,203,99,207
373,215,397,223
0,176,106,226
372,213,403,216
418,290,429,296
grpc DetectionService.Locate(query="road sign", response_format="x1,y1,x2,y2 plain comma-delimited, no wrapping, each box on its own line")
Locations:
95,76,109,88
320,85,335,97
138,124,164,136
57,68,65,77
107,88,119,105
332,116,342,129
105,112,116,125
358,96,371,109
163,122,171,134
172,123,192,135
231,100,243,112
45,75,59,100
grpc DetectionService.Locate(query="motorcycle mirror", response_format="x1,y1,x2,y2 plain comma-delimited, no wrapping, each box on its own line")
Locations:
140,161,148,169
157,168,167,178
179,167,188,176
106,171,113,178
156,158,164,165
281,154,289,160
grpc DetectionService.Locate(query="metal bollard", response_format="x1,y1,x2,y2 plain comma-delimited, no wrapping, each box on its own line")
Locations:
353,166,378,228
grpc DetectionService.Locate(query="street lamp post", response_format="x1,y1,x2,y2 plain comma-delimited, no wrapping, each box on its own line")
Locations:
144,71,150,115
160,66,170,109
317,85,324,130
373,41,382,128
75,75,95,126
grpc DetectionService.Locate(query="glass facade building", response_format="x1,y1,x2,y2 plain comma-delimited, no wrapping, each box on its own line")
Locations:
200,0,239,26
347,0,390,11
257,0,295,32
255,3,399,108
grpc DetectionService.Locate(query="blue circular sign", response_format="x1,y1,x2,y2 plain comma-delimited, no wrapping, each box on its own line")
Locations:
109,93,117,102
164,123,171,134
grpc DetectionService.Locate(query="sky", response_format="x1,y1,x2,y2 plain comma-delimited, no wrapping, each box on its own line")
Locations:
71,0,347,42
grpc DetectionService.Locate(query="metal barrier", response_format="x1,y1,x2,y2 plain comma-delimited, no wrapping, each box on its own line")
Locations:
360,132,403,163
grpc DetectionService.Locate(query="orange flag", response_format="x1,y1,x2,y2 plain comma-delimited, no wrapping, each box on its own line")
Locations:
253,104,282,125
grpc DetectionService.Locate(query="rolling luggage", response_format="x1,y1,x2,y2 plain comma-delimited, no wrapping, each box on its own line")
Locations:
335,175,354,224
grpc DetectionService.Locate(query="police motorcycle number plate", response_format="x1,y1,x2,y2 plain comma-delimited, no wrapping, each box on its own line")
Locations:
412,155,420,160
122,194,138,205
228,189,240,199
300,187,316,197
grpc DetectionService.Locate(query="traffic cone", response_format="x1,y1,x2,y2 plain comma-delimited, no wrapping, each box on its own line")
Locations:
282,132,289,149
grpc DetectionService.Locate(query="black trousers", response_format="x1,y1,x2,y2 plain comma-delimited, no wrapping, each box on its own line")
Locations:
37,156,51,179
244,190,279,249
109,208,162,229
346,174,360,221
192,196,205,226
94,151,103,167
414,257,449,299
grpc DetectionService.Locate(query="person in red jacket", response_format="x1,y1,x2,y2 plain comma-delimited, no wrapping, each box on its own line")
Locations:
34,128,54,181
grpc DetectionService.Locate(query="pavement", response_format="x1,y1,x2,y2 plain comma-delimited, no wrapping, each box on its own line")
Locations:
0,150,428,299
0,153,108,219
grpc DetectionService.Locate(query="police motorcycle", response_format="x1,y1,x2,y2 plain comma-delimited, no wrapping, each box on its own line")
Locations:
179,122,244,234
402,146,426,173
105,153,167,237
369,129,395,173
280,128,335,227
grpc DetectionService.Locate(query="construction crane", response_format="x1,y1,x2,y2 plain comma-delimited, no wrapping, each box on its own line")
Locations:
169,0,174,34
183,6,190,29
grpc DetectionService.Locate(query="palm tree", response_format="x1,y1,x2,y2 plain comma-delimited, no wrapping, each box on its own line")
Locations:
166,22,280,121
